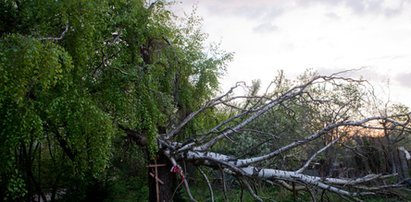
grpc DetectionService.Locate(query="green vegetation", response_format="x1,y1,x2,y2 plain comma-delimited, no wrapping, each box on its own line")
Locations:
1,0,230,201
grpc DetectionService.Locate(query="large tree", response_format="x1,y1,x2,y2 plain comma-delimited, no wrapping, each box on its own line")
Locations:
1,0,230,201
1,1,411,202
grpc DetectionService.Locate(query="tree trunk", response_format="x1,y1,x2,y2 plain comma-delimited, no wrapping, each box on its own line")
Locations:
148,151,178,202
397,148,410,180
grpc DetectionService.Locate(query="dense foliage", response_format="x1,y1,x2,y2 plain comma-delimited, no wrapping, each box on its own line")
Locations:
0,0,231,201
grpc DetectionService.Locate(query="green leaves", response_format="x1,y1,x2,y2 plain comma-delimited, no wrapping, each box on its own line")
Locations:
0,34,73,104
1,0,231,200
5,169,27,201
47,95,115,175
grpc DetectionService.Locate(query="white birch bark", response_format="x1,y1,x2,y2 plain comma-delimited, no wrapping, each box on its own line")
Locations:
158,73,411,200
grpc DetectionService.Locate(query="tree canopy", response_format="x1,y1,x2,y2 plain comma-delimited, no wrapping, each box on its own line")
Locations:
1,0,231,200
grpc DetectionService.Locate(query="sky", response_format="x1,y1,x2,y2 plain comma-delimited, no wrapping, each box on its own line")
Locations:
168,0,411,107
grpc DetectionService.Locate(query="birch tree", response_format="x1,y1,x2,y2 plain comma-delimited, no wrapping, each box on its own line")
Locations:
147,71,411,201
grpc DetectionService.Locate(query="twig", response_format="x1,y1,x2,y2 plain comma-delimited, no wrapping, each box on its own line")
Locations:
274,180,306,191
199,168,214,202
220,166,228,202
242,178,263,202
307,186,317,202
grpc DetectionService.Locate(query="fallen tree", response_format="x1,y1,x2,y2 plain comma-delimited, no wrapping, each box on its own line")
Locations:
129,73,411,201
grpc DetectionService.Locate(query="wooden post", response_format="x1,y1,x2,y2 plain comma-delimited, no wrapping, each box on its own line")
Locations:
148,152,177,202
148,160,167,202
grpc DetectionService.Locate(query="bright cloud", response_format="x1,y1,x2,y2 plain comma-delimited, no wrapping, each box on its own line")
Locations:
168,0,411,107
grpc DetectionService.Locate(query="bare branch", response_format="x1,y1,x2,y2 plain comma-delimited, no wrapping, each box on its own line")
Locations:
163,82,244,140
198,168,214,202
161,74,411,200
182,147,400,198
296,134,343,174
354,183,405,192
329,68,367,77
234,116,399,166
164,150,197,202
242,178,263,202
271,180,306,191
220,167,228,202
196,76,325,151
39,25,69,41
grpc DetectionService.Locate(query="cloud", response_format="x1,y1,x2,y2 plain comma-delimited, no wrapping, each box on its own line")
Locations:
169,0,287,21
175,0,410,24
395,72,411,88
298,0,409,17
203,1,286,21
369,55,408,61
253,22,279,33
325,12,340,20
